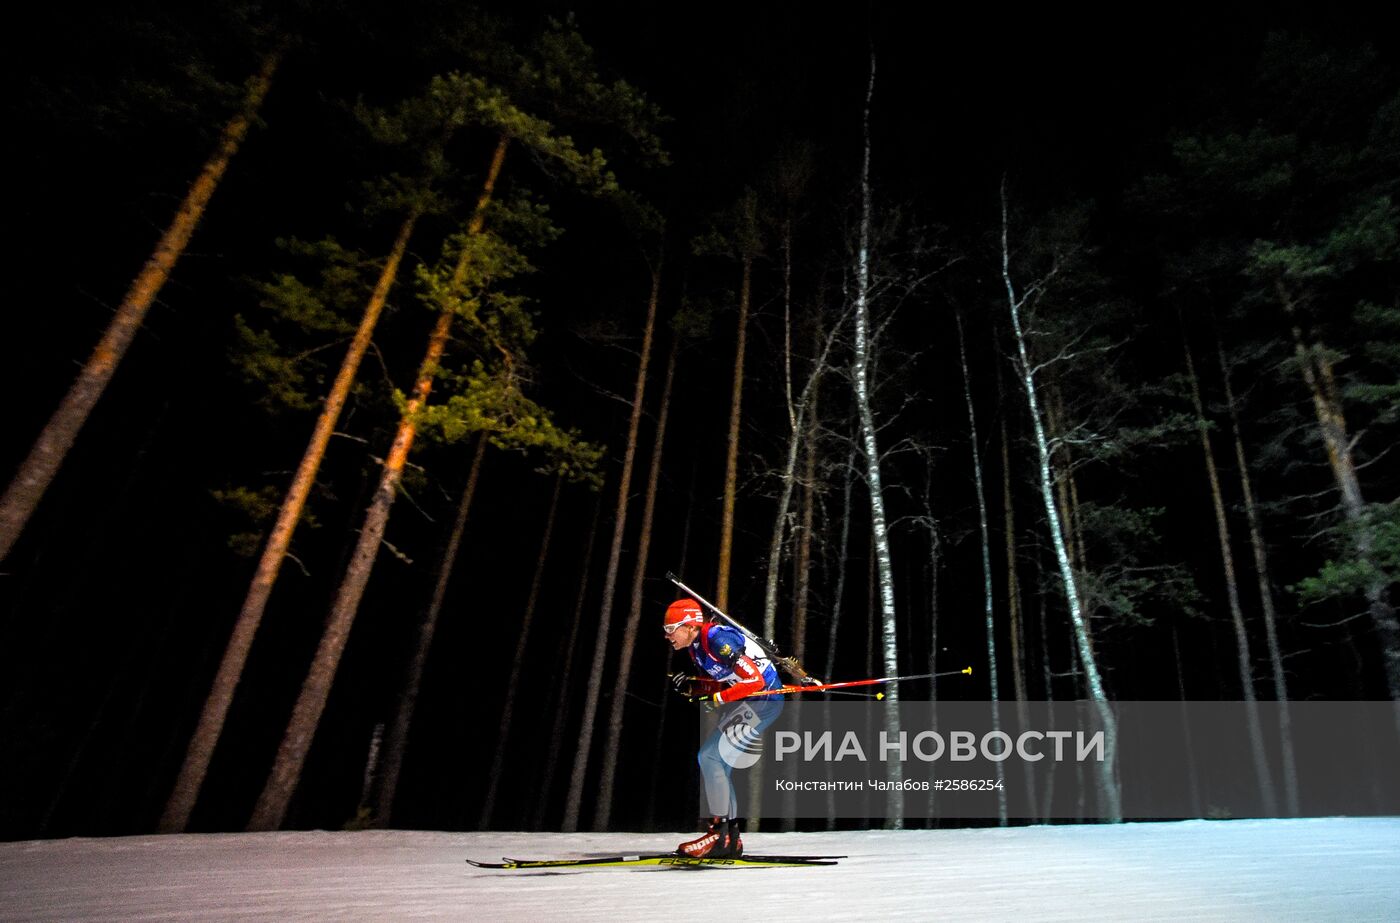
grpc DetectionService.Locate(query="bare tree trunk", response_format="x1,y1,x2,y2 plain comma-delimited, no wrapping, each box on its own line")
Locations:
1216,336,1300,814
764,215,798,644
1278,282,1400,736
955,314,1006,823
479,473,563,827
825,439,857,682
1000,389,1028,704
563,261,661,832
677,460,696,578
716,257,752,610
645,461,698,829
1,48,283,562
1044,386,1107,695
371,434,487,827
1000,383,1038,817
778,426,817,833
919,463,941,822
596,326,676,828
1172,623,1204,817
533,493,603,830
764,240,797,646
1037,581,1057,820
793,383,819,665
1183,338,1278,814
247,136,509,831
351,724,383,827
823,436,856,829
1000,180,1121,821
764,315,840,647
850,52,902,825
161,202,422,833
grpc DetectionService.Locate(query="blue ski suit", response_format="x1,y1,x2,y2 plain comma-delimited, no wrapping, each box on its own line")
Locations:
687,623,785,818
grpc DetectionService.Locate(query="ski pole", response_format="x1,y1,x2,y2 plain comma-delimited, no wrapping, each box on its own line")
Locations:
745,666,973,698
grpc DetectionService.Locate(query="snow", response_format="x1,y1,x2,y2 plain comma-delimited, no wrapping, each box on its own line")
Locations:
2,818,1398,921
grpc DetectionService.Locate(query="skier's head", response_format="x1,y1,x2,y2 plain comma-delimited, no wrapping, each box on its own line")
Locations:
663,598,704,649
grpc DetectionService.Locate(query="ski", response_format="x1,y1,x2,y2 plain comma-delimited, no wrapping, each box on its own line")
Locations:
467,852,842,870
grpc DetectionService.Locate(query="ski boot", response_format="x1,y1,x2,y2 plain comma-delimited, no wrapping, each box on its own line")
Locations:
677,816,741,858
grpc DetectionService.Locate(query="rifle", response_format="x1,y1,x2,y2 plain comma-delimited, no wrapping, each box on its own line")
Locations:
665,571,823,686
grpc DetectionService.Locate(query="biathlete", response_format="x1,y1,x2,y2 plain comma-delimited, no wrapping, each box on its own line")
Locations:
664,597,785,858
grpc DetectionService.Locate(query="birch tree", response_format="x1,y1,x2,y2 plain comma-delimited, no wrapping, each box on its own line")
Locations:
760,144,818,644
998,181,1122,821
955,312,1007,823
850,51,904,823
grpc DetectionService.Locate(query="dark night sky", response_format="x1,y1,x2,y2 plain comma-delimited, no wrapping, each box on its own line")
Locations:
1,3,1396,838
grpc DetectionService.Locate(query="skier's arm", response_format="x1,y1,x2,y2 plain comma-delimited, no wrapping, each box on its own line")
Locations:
713,654,765,704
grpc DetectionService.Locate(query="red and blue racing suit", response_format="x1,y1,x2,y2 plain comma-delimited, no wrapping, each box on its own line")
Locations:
687,623,785,819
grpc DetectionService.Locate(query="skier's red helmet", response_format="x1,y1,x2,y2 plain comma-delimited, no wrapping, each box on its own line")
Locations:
663,598,704,634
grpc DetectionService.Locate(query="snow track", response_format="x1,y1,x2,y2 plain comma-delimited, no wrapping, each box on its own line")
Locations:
2,818,1397,921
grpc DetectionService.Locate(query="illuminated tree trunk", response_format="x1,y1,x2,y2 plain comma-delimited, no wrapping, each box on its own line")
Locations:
563,261,660,832
1000,180,1121,821
764,313,837,646
1043,387,1097,670
955,313,1006,823
1172,622,1204,817
823,436,856,830
161,202,422,833
850,52,903,824
1001,389,1037,814
1217,335,1299,814
1,48,282,562
373,433,487,826
596,323,676,828
999,381,1028,704
716,257,751,610
479,472,563,827
825,438,857,682
793,379,820,665
763,217,797,644
1183,338,1278,815
532,494,603,830
918,465,941,822
247,136,508,831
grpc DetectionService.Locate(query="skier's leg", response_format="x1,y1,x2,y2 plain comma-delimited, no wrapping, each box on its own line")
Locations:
729,697,783,854
679,727,741,857
696,725,737,817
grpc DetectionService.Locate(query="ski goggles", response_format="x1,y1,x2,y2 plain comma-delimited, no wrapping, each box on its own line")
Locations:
663,616,702,635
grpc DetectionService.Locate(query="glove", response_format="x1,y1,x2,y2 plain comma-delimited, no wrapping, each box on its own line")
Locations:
670,674,723,703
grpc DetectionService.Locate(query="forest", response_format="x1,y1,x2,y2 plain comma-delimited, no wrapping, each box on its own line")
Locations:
1,3,1397,839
